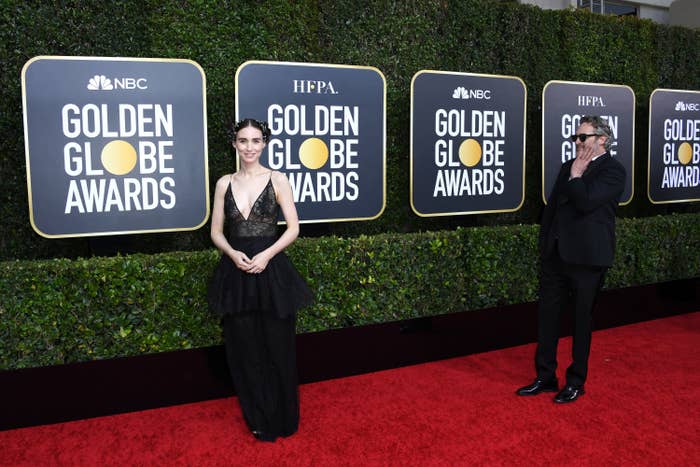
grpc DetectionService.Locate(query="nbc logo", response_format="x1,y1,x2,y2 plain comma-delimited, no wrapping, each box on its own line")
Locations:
86,75,148,91
675,101,700,112
452,86,491,100
87,75,113,91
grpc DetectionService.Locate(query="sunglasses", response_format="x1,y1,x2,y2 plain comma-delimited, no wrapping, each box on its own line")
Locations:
570,133,598,143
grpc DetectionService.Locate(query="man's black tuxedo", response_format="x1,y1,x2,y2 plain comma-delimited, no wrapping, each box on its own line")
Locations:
540,152,625,267
535,152,625,387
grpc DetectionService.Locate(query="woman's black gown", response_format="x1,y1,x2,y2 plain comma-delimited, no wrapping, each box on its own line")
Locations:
208,178,313,441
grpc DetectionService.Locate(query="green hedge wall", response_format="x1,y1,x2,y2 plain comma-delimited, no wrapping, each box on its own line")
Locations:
2,213,699,371
1,1,699,260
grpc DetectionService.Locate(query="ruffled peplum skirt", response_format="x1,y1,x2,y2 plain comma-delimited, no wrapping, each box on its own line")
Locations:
208,235,313,319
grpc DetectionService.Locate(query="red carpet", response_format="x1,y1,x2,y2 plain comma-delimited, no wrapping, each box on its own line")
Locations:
2,312,698,466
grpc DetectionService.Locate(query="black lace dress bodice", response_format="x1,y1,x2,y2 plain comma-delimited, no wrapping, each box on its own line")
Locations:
208,177,313,319
224,179,279,238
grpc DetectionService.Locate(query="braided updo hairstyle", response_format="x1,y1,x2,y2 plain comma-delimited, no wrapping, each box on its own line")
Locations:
229,118,272,143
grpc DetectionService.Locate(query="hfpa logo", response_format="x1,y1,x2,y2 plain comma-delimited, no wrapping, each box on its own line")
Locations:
87,74,148,91
292,79,338,94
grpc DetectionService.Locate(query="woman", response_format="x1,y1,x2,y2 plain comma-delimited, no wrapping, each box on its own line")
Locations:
208,118,313,442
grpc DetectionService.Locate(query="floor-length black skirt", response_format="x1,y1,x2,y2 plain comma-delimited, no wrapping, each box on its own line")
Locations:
222,312,299,441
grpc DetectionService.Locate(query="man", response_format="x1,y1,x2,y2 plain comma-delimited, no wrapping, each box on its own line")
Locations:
516,115,626,403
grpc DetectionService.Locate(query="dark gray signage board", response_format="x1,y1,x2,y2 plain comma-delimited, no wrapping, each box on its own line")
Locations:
542,80,634,204
235,61,386,223
648,88,700,204
21,56,209,238
410,71,526,216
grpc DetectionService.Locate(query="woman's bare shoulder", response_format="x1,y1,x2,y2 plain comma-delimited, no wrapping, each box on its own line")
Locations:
270,170,290,185
216,174,233,187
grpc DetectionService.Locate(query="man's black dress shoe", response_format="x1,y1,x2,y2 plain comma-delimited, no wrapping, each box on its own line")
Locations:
252,430,276,442
515,378,559,396
553,385,585,403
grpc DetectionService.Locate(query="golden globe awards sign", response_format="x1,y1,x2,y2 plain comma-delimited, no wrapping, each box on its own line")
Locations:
542,80,634,204
648,89,700,204
235,61,386,223
21,56,209,238
410,71,526,216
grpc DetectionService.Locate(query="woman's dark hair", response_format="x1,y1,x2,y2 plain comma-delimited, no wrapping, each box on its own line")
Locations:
229,118,272,143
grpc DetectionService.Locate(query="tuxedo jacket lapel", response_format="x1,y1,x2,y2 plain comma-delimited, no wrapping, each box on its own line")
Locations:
583,153,610,177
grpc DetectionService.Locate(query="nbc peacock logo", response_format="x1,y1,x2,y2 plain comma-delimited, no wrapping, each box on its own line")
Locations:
86,74,148,91
452,86,491,100
675,101,700,112
87,75,113,91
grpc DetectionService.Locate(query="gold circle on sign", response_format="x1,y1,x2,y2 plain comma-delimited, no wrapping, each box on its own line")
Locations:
459,139,482,167
101,140,137,175
299,137,329,170
678,142,692,165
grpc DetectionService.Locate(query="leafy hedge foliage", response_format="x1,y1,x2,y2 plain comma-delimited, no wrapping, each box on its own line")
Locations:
2,213,699,370
1,1,699,260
